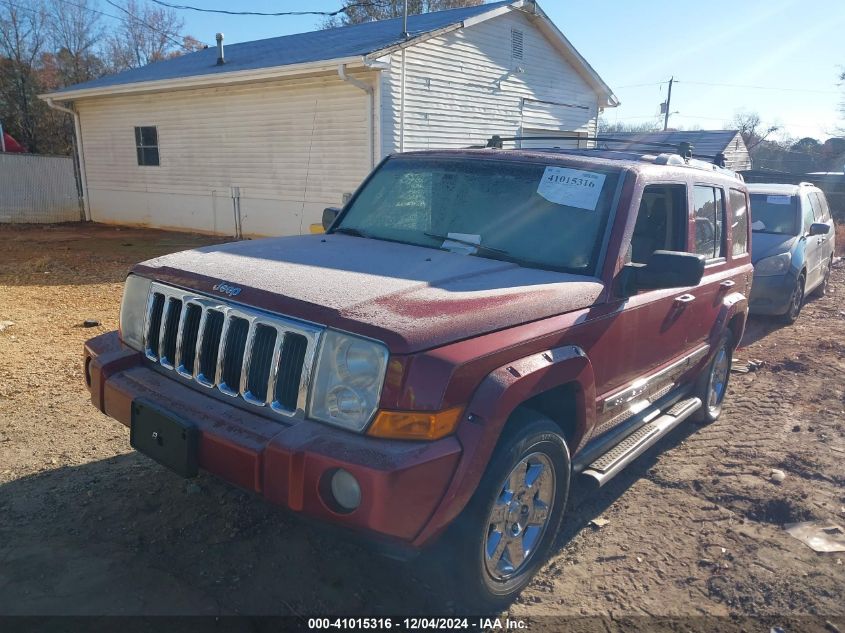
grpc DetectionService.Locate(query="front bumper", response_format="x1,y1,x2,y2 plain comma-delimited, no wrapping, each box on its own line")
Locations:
85,331,462,548
748,271,797,315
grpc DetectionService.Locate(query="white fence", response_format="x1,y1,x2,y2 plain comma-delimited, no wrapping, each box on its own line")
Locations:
0,153,81,223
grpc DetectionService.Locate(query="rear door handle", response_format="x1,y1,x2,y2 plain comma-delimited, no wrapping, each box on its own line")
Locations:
719,280,736,289
674,293,696,305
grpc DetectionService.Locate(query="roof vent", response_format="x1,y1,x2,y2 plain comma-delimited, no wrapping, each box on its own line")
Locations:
216,32,225,65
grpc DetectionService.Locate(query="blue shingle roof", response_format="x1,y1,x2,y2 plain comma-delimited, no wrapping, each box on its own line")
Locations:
56,1,513,94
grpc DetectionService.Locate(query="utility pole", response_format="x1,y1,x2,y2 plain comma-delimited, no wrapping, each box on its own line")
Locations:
663,76,674,131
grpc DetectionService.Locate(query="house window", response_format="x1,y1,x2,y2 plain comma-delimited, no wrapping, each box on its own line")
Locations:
135,126,159,166
511,29,524,60
729,188,749,256
693,185,725,260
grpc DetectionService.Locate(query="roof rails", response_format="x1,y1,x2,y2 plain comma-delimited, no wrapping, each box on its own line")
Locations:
484,134,729,168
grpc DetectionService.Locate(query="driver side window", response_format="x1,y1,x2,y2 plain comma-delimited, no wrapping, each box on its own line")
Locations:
628,184,687,265
802,194,817,234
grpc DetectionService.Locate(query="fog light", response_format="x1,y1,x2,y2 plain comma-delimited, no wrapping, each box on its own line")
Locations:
330,468,361,512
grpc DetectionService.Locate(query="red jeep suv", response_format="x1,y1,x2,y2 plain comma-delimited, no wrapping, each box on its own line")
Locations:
83,138,752,608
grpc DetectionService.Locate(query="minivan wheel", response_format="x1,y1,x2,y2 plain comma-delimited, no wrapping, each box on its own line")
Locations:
780,274,805,324
811,258,832,298
445,412,570,611
692,331,733,424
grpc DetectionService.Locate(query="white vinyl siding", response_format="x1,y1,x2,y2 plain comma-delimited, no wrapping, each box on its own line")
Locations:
76,72,374,236
379,9,599,155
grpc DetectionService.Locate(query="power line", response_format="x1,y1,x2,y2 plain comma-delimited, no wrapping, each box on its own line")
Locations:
6,0,203,48
675,79,840,95
147,0,392,18
614,81,670,89
102,0,203,50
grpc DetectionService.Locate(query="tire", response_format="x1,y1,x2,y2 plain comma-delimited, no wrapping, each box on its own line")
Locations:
443,411,570,611
691,331,733,424
780,273,805,324
811,258,832,298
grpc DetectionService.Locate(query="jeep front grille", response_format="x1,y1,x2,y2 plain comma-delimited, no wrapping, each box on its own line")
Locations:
143,282,323,418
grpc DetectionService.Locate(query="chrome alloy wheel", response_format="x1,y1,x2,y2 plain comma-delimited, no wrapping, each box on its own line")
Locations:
708,346,730,414
483,452,555,581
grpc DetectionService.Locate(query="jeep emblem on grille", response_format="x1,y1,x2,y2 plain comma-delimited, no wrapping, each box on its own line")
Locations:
212,282,242,297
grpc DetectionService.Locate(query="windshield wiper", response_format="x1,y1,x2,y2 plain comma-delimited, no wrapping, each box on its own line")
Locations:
423,232,508,254
332,226,369,238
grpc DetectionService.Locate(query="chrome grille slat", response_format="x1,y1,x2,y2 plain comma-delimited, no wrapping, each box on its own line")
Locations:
143,282,323,420
159,298,182,369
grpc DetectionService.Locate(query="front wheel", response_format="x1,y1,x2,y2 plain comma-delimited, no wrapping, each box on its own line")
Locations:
780,274,805,324
692,331,733,424
445,412,570,610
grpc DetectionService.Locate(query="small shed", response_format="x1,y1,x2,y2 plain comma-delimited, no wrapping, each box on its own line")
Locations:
40,0,617,236
601,130,751,171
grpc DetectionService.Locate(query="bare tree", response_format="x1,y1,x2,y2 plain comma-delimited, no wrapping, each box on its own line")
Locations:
47,0,104,85
0,0,49,151
104,0,186,71
323,0,483,28
731,110,779,151
597,118,662,135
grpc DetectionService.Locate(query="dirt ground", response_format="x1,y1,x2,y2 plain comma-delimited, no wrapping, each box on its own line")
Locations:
1,223,844,628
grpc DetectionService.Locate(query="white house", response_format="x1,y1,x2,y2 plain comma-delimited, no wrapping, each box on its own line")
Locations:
41,0,618,237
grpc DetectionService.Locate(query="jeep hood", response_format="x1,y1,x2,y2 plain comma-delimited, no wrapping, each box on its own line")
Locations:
134,235,605,354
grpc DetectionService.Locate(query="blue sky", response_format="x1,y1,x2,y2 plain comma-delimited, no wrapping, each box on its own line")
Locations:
125,0,845,140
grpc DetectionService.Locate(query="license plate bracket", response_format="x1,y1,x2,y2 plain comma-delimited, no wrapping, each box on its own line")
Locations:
130,399,199,478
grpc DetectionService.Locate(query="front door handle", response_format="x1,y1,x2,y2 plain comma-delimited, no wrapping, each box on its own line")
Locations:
674,293,696,305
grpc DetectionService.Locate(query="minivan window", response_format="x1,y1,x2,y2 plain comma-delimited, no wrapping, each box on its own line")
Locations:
810,192,830,221
803,195,818,233
749,194,799,235
336,157,622,274
729,189,749,256
693,185,725,260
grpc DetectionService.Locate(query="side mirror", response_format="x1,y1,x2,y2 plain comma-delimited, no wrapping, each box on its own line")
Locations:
322,207,341,231
622,250,705,294
809,222,831,237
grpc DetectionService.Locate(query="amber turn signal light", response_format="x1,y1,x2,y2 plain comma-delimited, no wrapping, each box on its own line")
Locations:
367,407,464,440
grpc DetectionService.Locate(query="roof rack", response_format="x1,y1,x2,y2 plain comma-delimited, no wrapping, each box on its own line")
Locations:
483,134,729,168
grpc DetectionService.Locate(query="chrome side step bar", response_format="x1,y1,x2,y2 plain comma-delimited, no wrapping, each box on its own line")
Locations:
581,396,702,487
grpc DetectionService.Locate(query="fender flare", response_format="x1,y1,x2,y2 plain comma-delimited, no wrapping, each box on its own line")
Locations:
412,344,595,547
711,291,748,349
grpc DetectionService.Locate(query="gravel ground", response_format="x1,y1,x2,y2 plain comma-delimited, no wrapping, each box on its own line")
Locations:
0,223,843,629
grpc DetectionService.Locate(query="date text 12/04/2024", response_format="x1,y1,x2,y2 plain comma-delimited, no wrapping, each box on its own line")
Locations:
306,618,527,630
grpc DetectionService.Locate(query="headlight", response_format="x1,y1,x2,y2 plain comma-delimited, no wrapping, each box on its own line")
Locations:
119,274,152,350
754,252,791,277
307,330,389,432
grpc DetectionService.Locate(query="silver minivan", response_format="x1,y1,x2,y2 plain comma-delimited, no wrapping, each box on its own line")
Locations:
748,182,836,323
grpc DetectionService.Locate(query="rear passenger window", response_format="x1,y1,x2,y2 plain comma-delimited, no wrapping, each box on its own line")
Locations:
693,186,725,260
628,184,687,265
729,189,749,256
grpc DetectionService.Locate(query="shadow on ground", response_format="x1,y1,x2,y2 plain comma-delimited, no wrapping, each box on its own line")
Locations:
0,412,711,617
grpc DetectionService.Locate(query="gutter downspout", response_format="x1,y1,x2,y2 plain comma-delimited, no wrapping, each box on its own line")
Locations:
46,98,90,221
338,64,375,169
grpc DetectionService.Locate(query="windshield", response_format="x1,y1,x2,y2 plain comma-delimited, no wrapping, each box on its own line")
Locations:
749,193,799,235
333,157,621,274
